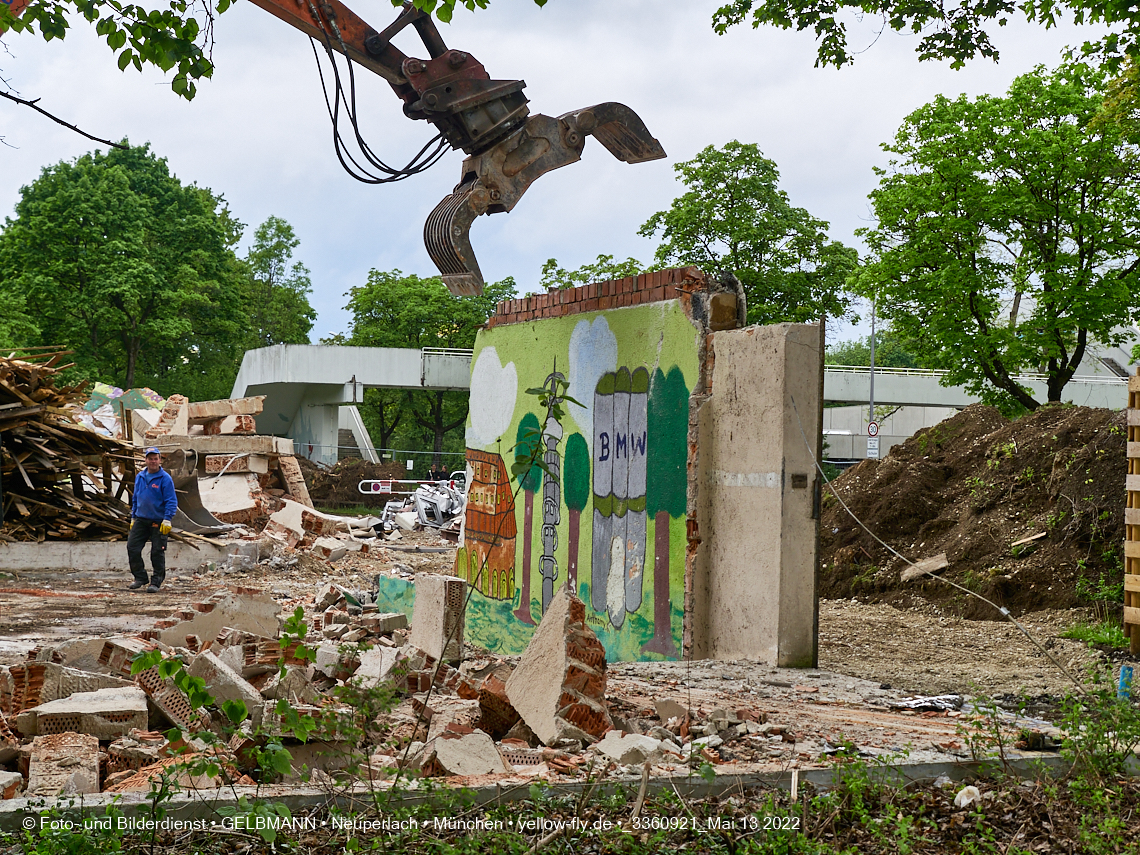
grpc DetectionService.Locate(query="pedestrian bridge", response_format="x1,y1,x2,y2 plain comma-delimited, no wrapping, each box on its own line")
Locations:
823,365,1127,409
232,345,1129,465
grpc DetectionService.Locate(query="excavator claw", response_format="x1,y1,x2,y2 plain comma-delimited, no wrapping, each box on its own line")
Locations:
231,1,668,295
426,104,665,296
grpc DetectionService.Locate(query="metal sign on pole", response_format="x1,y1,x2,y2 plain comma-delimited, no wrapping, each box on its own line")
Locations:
867,437,880,460
868,421,879,437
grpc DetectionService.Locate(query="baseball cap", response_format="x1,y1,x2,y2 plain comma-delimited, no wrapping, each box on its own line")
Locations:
144,446,161,456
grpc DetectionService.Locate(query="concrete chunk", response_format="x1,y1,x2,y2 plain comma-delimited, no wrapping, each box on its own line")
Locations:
423,730,510,777
26,733,100,797
187,396,266,422
19,687,148,739
156,590,280,648
354,646,401,688
408,574,466,664
504,587,613,746
594,731,673,765
310,537,347,562
187,651,263,724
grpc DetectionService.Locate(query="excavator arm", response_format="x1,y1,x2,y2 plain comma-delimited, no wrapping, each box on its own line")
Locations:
250,0,666,295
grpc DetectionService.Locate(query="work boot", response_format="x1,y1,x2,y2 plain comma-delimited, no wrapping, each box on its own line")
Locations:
128,581,146,590
146,584,161,594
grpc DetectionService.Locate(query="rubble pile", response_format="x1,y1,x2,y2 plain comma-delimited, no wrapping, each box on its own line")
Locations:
0,580,819,801
0,353,137,542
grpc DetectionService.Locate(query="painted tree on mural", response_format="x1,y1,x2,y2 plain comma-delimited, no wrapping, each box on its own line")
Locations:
643,366,688,656
563,432,590,596
513,412,542,626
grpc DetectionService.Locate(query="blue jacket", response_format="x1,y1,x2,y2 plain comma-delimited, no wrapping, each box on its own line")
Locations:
132,468,178,522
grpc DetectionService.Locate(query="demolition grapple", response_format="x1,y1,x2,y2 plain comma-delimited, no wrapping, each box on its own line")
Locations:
247,0,666,294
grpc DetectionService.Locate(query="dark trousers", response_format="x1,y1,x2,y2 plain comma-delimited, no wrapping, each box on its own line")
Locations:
127,518,167,587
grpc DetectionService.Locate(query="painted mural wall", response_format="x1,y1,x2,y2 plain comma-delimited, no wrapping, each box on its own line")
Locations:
455,300,698,661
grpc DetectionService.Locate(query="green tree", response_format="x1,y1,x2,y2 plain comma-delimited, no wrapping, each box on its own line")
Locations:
563,432,590,595
825,330,927,369
639,141,857,326
0,142,249,394
343,270,515,466
539,254,644,291
643,367,687,658
0,292,38,350
513,412,542,627
711,0,1140,72
856,63,1140,413
3,0,233,101
244,216,316,348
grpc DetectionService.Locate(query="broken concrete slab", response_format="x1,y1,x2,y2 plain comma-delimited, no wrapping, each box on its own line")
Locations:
154,589,280,648
594,731,676,765
408,574,466,664
266,500,337,547
187,396,266,422
504,587,613,747
150,435,293,456
198,473,267,525
260,666,318,706
107,731,168,775
26,733,100,797
18,687,148,739
423,730,510,777
353,646,401,688
419,698,482,743
187,652,263,725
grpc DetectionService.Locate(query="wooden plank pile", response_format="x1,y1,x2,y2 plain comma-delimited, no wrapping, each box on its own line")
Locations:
1126,371,1140,655
0,350,137,542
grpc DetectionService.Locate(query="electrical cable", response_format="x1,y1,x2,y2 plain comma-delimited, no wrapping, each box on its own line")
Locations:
788,394,1087,695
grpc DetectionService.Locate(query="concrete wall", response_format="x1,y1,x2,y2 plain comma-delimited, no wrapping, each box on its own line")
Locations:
690,325,820,666
450,268,820,665
0,541,238,573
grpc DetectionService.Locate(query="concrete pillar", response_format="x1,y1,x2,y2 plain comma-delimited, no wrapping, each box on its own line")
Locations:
691,323,820,666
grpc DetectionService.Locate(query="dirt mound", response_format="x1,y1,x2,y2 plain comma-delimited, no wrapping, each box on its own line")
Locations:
821,403,1126,618
301,457,413,508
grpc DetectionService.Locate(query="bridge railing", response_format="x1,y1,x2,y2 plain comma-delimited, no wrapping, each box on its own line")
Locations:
825,364,1126,385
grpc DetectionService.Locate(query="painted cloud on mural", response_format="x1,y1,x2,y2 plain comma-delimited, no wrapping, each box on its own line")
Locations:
466,346,518,449
567,317,618,446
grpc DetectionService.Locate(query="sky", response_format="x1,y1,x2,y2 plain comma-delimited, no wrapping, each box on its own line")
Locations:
0,0,1102,344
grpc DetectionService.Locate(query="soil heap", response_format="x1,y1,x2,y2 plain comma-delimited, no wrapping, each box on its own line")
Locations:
821,403,1126,619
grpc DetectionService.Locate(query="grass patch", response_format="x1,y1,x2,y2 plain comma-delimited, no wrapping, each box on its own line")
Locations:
1061,619,1129,648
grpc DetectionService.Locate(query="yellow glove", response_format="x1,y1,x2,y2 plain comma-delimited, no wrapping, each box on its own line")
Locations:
159,520,172,536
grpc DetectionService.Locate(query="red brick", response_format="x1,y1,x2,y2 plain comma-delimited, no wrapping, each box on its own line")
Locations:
599,296,612,310
650,286,665,302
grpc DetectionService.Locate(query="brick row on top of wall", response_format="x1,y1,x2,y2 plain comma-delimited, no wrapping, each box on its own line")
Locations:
485,265,708,329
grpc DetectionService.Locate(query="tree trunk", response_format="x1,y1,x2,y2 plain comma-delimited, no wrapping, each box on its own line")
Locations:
642,510,678,656
124,340,139,387
513,490,536,625
567,507,580,595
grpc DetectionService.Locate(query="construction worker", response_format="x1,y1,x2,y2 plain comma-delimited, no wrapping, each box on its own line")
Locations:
127,446,177,593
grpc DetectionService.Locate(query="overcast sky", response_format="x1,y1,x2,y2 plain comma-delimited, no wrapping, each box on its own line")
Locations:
0,0,1099,343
